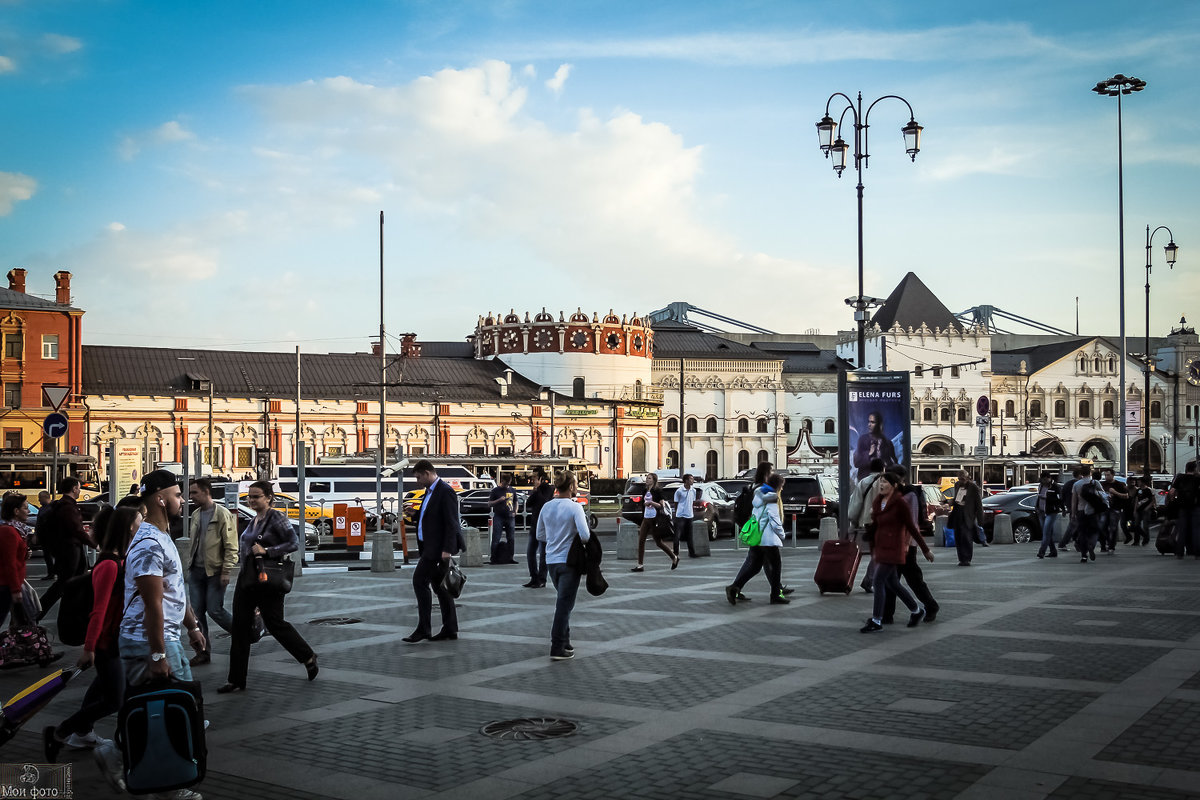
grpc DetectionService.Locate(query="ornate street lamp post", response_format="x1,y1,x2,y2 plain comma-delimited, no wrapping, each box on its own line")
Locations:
1092,73,1146,475
815,92,923,369
1142,225,1178,480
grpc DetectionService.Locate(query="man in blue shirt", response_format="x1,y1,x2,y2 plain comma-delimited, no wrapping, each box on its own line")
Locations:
488,474,518,565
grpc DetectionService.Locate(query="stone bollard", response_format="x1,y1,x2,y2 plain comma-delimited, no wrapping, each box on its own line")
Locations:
993,513,1014,545
818,517,838,541
934,516,948,547
370,530,395,573
460,527,484,568
690,521,711,557
617,519,638,560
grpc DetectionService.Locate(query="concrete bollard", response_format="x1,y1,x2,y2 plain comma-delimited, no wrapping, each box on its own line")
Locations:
934,516,948,547
993,513,1014,545
818,517,838,541
370,530,395,572
690,521,711,557
460,527,484,568
617,520,638,560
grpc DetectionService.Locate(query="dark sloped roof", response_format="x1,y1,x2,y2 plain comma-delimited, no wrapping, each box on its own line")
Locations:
418,341,474,358
651,321,776,361
0,287,80,312
82,345,547,402
870,272,959,333
749,342,848,375
991,337,1103,376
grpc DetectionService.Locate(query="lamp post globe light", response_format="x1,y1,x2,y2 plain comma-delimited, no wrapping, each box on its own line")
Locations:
815,92,923,369
1142,224,1178,480
1092,73,1146,475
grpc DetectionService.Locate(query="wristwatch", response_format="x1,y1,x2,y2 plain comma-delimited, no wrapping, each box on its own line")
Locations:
150,652,167,662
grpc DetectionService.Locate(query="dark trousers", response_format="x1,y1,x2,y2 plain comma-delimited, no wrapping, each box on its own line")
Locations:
526,530,547,583
491,515,516,563
227,569,314,687
411,555,458,636
1175,508,1200,557
884,548,939,621
731,545,781,596
1100,511,1120,551
188,566,234,653
673,517,695,557
40,545,56,580
39,543,85,615
1076,514,1100,557
872,563,918,621
547,563,581,652
637,519,675,565
1133,509,1152,546
57,648,124,737
952,516,974,565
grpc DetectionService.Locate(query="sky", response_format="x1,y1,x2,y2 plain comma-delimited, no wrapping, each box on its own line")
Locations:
2,0,1198,355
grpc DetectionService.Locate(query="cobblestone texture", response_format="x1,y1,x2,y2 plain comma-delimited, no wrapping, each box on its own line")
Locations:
1046,588,1197,611
317,636,549,676
1049,776,1200,799
1182,669,1200,691
1095,698,1200,771
650,618,868,661
980,606,1200,641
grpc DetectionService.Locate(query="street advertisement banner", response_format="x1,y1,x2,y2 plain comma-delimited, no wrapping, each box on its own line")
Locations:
112,440,144,495
838,371,912,533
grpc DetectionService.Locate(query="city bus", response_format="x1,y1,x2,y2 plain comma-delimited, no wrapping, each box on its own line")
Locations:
912,455,1090,494
0,451,101,503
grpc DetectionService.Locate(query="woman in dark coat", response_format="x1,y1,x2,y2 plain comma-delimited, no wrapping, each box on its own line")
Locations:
949,470,984,566
861,473,932,633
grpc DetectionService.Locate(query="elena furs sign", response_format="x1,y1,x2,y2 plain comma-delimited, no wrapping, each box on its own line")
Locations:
837,370,912,533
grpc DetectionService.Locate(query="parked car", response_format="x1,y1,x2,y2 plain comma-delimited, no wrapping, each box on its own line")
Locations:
712,478,751,498
778,475,840,535
620,478,735,539
457,488,529,529
980,491,1039,544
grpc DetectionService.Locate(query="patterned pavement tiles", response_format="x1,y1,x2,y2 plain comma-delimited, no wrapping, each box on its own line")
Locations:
879,633,1171,683
1045,588,1197,612
504,731,990,800
316,636,550,677
979,606,1200,642
475,650,796,711
1181,669,1200,691
1048,777,1200,800
1093,698,1200,772
647,618,870,662
736,672,1100,750
248,694,633,791
470,609,687,643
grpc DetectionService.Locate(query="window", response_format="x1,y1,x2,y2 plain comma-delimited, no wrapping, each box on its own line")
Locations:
705,449,718,481
1094,357,1102,371
3,430,20,450
957,407,968,422
803,418,813,432
990,400,998,416
784,417,791,433
923,408,933,422
737,418,749,433
940,407,950,421
4,333,21,359
572,377,585,400
910,406,916,421
409,446,426,456
1150,401,1162,420
667,449,678,468
737,450,750,472
497,446,513,456
236,447,253,468
325,445,343,458
667,417,679,433
756,449,769,465
631,438,647,473
824,419,835,434
1079,399,1091,418
685,418,698,433
1005,400,1015,418
951,365,960,378
559,446,574,457
1107,357,1115,372
932,367,942,378
42,335,59,360
203,446,222,467
705,417,718,433
469,446,485,455
1079,355,1087,371
633,380,643,400
3,384,19,409
1103,400,1115,419
756,417,768,433
914,365,923,377
1029,400,1042,418
1054,399,1066,418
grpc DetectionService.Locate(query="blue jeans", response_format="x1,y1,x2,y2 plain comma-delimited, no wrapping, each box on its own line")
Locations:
119,636,193,685
188,566,233,651
1176,507,1200,557
546,563,581,652
872,563,918,622
526,531,547,583
1038,512,1059,556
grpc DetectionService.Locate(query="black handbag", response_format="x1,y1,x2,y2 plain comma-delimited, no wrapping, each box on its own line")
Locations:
440,558,466,598
260,557,295,594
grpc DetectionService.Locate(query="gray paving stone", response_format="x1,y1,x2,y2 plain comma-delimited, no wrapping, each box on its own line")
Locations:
1094,698,1200,772
981,607,1200,642
1048,776,1200,799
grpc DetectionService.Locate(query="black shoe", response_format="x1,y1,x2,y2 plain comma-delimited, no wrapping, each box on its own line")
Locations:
1081,557,1089,563
431,630,458,641
907,607,926,627
958,562,971,567
1037,553,1044,559
861,584,873,594
780,586,795,596
769,594,790,605
1048,552,1057,558
189,650,211,666
1123,537,1133,545
402,631,431,643
42,726,63,763
630,566,644,573
881,618,894,625
671,556,679,570
1089,550,1096,561
305,654,319,681
924,611,938,623
736,592,750,601
216,683,246,694
522,580,539,588
860,619,883,633
725,585,738,605
550,649,574,661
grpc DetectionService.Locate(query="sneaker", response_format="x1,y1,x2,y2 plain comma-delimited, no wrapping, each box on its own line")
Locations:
550,648,574,661
564,643,574,655
65,731,110,749
189,651,211,666
1081,557,1088,563
769,593,790,605
94,740,126,793
1089,550,1096,562
860,619,883,633
780,586,795,596
725,585,738,605
736,592,750,601
151,790,203,800
907,607,926,628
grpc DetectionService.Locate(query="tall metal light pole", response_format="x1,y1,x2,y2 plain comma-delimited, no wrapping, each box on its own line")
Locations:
1093,73,1146,475
1142,225,1178,480
816,92,923,368
376,211,386,523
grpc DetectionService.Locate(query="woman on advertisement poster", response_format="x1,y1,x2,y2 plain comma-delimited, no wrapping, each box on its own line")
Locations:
850,403,904,483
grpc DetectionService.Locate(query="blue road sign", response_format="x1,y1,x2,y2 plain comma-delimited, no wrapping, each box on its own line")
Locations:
43,412,69,440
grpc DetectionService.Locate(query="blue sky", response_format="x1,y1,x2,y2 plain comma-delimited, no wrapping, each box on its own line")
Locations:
2,1,1197,353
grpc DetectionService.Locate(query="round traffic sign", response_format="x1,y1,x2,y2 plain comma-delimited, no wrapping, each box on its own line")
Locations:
976,395,990,417
43,412,69,439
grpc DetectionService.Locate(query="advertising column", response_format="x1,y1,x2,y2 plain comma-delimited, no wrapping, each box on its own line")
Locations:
837,371,912,534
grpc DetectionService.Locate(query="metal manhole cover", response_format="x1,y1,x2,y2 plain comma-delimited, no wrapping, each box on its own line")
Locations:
307,617,363,626
480,717,579,741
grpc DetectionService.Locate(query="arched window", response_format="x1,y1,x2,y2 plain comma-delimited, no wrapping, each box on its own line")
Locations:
756,449,770,466
957,407,968,422
1079,355,1088,372
634,379,643,400
940,407,951,421
824,419,835,434
990,400,998,416
1029,399,1042,418
923,408,933,422
914,365,923,377
1107,357,1115,372
803,418,813,432
631,438,647,473
1005,400,1015,418
756,417,768,433
951,366,960,378
737,418,749,433
1079,399,1091,418
1151,401,1162,420
783,417,791,433
667,449,678,468
1054,399,1066,418
685,417,698,433
572,377,585,399
705,449,718,481
1103,400,1115,419
910,406,916,421
705,417,718,433
737,449,750,472
1094,357,1102,372
666,417,678,433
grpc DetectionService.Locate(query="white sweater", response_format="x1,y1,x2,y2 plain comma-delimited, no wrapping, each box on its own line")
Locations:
535,498,592,565
752,488,785,547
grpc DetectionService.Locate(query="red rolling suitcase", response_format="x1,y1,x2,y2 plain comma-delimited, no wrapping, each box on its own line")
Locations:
814,539,861,595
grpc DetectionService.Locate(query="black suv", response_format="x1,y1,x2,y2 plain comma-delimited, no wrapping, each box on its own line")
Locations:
778,474,840,535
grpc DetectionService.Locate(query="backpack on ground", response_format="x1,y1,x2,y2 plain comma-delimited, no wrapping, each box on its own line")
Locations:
733,487,754,528
117,677,207,794
0,622,56,669
1081,481,1110,513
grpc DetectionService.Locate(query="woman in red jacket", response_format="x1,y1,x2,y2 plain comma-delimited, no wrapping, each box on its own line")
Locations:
0,492,31,627
861,473,933,633
43,502,140,759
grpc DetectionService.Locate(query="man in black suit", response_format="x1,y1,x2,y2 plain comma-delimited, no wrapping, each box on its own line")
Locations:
403,460,462,643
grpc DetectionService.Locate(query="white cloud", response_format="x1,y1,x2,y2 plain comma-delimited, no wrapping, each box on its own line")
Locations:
0,171,36,215
0,55,14,74
42,33,82,55
155,120,195,143
545,63,571,95
107,222,125,232
118,119,196,160
83,225,218,281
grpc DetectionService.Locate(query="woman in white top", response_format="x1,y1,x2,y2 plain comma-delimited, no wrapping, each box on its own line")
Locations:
632,473,678,572
535,471,592,661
